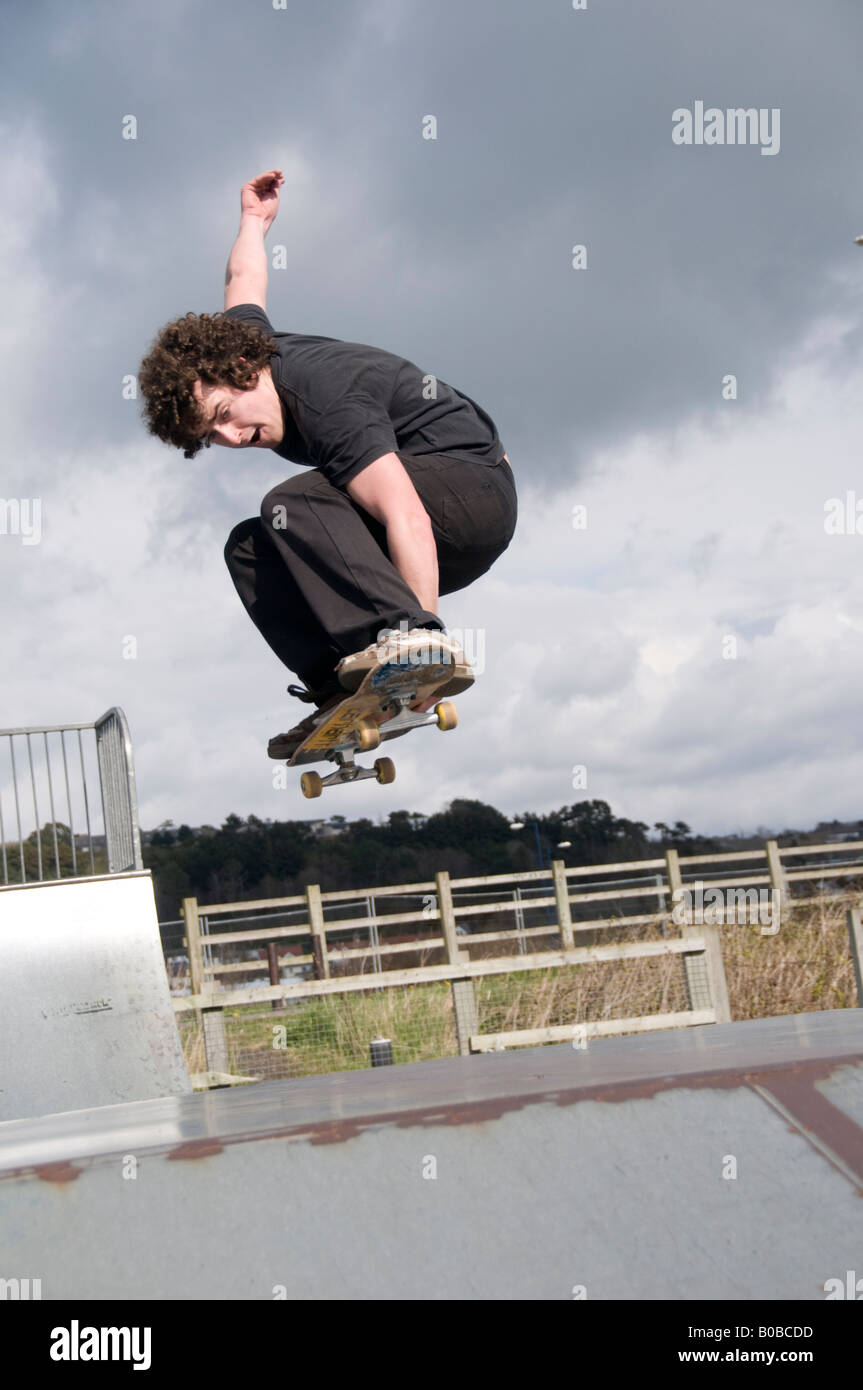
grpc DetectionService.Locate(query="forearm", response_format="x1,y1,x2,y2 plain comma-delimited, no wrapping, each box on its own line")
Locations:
225,214,268,288
386,514,439,614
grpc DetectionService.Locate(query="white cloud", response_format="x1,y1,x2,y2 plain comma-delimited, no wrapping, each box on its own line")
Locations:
5,1,863,844
0,122,65,425
459,312,863,831
5,278,863,839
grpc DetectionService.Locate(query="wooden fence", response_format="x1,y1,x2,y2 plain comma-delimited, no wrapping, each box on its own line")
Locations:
173,838,863,1087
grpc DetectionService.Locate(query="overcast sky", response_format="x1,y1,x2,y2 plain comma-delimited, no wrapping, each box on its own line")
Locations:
3,0,863,837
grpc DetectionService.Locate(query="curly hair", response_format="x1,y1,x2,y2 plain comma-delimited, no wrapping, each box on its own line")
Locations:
138,312,278,459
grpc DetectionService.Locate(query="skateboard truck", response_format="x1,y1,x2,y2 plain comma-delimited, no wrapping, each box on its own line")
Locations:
298,693,458,798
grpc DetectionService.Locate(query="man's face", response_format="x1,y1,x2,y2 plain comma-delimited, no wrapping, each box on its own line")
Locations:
192,364,284,450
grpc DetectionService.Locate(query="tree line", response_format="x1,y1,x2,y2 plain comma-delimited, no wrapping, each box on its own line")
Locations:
142,799,721,920
11,796,833,925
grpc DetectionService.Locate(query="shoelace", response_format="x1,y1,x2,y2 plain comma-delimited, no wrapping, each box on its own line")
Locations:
287,683,317,704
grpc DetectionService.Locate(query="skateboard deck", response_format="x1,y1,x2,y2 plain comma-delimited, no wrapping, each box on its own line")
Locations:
288,656,460,797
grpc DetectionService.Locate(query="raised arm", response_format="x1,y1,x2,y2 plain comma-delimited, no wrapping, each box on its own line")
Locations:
224,168,284,311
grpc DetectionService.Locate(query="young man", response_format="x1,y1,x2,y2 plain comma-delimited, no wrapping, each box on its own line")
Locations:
138,170,517,756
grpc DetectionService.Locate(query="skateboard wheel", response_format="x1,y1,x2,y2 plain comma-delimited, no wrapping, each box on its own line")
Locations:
357,717,381,752
300,771,324,799
374,757,396,785
435,701,458,731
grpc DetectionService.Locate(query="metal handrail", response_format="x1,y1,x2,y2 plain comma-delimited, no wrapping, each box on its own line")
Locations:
0,707,142,884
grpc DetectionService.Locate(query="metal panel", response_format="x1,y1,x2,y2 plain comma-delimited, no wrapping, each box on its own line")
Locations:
0,1010,860,1298
0,872,190,1121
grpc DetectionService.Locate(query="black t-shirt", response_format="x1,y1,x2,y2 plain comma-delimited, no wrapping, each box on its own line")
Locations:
224,303,505,489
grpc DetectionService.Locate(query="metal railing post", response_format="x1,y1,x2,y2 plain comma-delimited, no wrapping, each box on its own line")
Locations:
847,907,863,1005
95,708,143,872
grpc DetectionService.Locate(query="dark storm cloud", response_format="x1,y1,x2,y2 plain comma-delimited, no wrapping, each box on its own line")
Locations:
4,0,862,486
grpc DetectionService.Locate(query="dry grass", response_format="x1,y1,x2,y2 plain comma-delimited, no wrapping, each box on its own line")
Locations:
721,894,857,1018
477,897,858,1029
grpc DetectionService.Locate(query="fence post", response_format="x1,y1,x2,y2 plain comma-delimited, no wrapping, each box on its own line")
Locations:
847,908,863,1005
436,870,460,962
202,985,230,1077
306,883,330,979
552,859,574,949
437,870,476,1055
664,848,682,924
182,896,228,1080
182,897,204,1007
655,873,668,936
452,980,479,1054
666,847,711,1014
700,924,732,1023
765,839,788,917
267,942,283,1010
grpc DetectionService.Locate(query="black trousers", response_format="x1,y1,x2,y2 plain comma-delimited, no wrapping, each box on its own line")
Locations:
224,452,517,698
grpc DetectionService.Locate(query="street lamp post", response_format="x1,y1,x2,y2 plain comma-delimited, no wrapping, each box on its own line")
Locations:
510,820,572,927
531,822,544,870
509,823,571,868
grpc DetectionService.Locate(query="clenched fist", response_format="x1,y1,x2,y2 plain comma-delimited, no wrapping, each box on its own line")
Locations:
240,169,284,228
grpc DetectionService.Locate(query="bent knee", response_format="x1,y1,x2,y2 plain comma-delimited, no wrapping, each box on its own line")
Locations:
224,517,259,565
260,470,321,527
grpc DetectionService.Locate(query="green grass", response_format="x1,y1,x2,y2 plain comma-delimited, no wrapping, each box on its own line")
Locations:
180,981,458,1084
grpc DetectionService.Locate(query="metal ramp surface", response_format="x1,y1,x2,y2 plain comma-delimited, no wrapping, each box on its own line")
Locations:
0,872,190,1121
0,1009,861,1299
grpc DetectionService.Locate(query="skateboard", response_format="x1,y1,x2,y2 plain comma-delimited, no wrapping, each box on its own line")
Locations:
288,656,460,798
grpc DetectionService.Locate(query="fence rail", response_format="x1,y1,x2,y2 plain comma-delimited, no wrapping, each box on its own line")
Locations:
0,708,142,883
171,836,863,987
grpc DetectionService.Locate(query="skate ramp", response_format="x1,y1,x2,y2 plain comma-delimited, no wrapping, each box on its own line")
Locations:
0,872,190,1122
0,1008,860,1299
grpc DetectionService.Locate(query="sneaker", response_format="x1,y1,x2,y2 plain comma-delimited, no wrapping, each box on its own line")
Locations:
336,627,474,695
269,675,416,756
267,690,343,760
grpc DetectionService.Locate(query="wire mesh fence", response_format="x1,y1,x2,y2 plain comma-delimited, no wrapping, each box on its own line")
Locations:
173,950,697,1084
177,979,460,1083
474,951,692,1037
